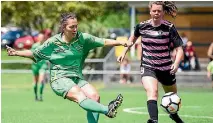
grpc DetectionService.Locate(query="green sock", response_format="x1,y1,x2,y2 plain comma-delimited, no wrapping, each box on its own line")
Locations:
87,112,99,123
33,83,38,98
79,98,108,114
39,83,44,97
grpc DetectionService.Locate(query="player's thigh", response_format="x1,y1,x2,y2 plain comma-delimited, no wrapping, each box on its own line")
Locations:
162,84,177,93
141,67,159,93
33,75,39,83
50,77,77,99
141,67,159,100
142,76,159,93
81,82,100,102
32,65,39,79
156,70,177,93
156,70,176,86
38,69,46,83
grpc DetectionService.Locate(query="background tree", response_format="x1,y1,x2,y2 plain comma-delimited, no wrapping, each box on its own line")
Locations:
1,1,129,34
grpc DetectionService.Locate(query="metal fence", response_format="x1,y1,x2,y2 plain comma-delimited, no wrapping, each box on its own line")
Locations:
1,48,210,87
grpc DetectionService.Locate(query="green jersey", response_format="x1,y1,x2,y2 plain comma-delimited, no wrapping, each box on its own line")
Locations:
207,61,213,74
32,31,104,81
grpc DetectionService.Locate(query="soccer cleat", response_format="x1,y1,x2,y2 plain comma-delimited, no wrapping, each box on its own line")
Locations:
147,119,158,123
105,94,123,118
169,114,184,123
114,94,123,108
39,96,43,101
35,96,39,101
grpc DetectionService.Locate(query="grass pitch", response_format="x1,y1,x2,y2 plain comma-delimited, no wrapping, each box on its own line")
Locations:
1,73,213,123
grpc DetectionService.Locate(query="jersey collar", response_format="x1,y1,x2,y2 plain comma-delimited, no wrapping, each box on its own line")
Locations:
57,31,81,45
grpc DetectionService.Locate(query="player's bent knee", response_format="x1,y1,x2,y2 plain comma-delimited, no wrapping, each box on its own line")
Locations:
147,89,158,100
77,92,87,103
88,93,100,102
66,86,87,103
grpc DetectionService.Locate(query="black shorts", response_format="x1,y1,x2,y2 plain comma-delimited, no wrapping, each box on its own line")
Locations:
140,67,176,86
211,74,213,81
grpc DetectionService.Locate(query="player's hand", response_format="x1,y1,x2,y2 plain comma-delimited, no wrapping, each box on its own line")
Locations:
117,53,126,63
6,45,17,56
170,63,179,74
123,41,133,47
207,72,211,79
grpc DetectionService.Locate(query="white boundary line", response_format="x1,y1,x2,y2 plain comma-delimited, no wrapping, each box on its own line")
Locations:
123,106,213,119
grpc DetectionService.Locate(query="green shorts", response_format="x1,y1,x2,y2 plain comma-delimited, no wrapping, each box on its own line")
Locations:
31,63,47,76
50,77,89,99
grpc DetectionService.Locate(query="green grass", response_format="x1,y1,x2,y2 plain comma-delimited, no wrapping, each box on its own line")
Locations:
2,73,213,123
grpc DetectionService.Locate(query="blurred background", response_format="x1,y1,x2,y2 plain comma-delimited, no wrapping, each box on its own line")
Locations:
1,1,213,123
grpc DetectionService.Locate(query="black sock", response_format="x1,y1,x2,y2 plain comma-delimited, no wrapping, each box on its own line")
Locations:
147,100,158,121
170,113,184,123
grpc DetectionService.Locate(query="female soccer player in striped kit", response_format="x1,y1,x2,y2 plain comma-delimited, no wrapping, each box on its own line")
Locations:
118,1,184,123
6,12,133,122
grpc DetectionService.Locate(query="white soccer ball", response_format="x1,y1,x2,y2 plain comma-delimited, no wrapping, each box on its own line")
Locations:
160,92,181,114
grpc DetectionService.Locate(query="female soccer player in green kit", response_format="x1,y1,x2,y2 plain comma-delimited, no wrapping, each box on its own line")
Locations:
6,12,133,122
31,33,48,101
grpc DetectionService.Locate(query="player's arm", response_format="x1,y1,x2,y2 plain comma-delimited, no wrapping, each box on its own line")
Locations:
173,46,184,67
104,39,133,47
6,45,35,60
169,25,184,74
120,24,141,57
122,35,138,54
117,35,139,63
207,43,213,59
117,24,141,63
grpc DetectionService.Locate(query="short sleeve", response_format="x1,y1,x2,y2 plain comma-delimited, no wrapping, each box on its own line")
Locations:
84,33,105,51
169,25,183,48
134,24,140,37
32,39,54,62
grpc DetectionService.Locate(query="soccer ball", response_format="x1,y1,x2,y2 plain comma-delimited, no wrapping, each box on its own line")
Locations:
160,92,181,114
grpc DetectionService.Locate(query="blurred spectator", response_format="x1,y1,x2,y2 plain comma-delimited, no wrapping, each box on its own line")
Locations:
41,29,52,40
185,41,195,69
207,42,213,62
207,60,213,90
181,41,200,71
119,58,131,84
180,32,188,47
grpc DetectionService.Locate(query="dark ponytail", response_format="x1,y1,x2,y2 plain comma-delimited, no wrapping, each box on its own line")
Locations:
59,12,77,32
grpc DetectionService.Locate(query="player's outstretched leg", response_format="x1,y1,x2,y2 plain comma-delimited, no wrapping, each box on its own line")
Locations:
105,94,123,118
169,113,184,123
65,85,123,119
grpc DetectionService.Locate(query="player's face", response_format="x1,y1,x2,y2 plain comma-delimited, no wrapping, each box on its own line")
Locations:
64,18,78,38
150,4,164,21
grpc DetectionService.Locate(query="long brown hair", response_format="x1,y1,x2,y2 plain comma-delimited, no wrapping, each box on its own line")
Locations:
149,1,178,18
